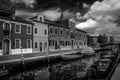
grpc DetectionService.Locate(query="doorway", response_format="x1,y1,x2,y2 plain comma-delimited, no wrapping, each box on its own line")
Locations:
55,41,58,49
40,42,42,51
3,39,10,55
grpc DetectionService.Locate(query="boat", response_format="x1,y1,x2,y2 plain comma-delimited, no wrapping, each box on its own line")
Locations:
80,47,95,56
87,53,119,80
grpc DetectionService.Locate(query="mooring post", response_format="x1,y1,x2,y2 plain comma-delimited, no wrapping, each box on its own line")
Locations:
20,44,25,70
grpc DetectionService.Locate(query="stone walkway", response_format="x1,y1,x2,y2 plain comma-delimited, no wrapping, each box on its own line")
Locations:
111,63,120,80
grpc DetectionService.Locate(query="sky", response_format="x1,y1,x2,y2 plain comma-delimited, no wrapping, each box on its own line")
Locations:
9,0,120,35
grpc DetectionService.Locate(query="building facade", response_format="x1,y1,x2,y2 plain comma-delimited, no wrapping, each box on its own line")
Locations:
48,22,71,51
0,1,33,55
0,17,33,55
31,15,48,53
68,20,87,49
98,34,114,45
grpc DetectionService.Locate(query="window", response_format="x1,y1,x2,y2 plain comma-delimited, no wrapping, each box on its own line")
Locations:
66,31,68,36
3,23,11,31
27,26,32,34
45,42,47,48
3,22,11,36
15,24,21,33
61,30,63,35
49,40,51,46
27,39,32,48
34,28,38,34
39,17,42,22
52,40,54,46
55,29,57,34
34,42,38,48
44,29,47,35
40,42,42,51
15,39,21,48
50,28,53,34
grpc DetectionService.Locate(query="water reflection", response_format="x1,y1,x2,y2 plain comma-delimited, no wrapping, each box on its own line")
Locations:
7,55,98,80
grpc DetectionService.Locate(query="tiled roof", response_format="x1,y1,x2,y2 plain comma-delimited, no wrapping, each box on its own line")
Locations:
0,16,33,24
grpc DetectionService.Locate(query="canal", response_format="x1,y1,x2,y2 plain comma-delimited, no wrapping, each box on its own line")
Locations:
0,49,118,80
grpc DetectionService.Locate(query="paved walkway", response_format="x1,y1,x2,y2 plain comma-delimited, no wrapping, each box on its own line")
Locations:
0,50,79,64
111,63,120,80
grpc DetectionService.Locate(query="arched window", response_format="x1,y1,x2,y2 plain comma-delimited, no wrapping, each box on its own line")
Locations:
3,22,11,31
3,22,11,36
44,29,47,35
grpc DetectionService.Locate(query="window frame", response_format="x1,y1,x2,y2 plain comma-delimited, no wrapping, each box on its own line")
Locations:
55,28,58,34
27,26,32,35
44,29,47,35
27,39,32,48
50,27,53,34
15,39,21,49
15,24,21,34
34,42,38,49
60,29,63,35
34,27,38,35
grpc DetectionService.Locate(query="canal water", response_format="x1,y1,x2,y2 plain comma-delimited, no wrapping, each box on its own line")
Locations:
0,52,100,80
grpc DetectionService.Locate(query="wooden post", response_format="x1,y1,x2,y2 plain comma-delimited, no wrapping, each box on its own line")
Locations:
20,44,25,70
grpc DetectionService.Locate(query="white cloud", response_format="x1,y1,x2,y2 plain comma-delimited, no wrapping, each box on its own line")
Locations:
76,19,97,29
87,0,120,20
94,22,120,35
77,0,120,35
90,0,120,11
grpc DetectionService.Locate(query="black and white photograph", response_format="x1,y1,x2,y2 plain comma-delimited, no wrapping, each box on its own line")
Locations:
0,0,120,80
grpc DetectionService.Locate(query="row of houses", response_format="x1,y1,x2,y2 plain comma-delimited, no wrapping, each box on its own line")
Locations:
0,3,87,55
87,34,115,49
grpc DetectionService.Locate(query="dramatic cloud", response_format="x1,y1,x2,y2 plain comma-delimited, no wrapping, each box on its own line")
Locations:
76,19,97,29
94,23,120,35
76,0,120,35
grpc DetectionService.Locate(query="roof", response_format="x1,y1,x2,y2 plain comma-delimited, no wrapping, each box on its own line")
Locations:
0,16,33,25
45,19,69,29
76,28,87,33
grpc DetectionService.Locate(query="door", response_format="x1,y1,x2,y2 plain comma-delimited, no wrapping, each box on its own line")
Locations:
55,41,57,49
40,42,42,51
3,39,10,55
71,40,73,49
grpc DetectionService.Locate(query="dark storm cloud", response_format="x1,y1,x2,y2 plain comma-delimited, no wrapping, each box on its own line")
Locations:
14,0,103,12
12,0,103,20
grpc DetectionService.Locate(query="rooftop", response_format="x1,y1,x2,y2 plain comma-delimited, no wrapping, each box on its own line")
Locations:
0,16,33,25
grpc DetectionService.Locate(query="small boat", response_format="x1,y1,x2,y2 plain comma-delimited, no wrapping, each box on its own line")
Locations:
87,59,112,79
80,47,95,56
